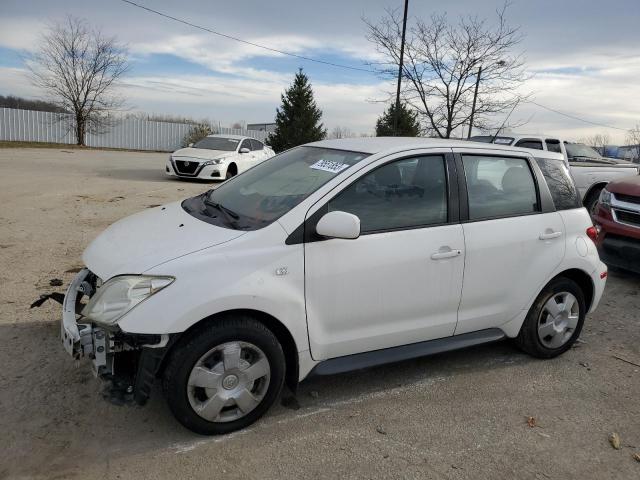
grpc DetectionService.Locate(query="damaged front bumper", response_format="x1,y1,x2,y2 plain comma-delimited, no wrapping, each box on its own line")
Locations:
61,268,175,404
61,268,109,374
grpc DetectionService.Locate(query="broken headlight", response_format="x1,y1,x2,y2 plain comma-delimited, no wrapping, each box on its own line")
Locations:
82,275,174,326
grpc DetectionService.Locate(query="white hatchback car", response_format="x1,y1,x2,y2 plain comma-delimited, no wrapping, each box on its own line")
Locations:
62,138,607,435
166,134,274,180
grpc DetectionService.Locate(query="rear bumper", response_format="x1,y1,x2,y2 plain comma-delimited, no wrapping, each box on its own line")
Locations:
589,261,608,314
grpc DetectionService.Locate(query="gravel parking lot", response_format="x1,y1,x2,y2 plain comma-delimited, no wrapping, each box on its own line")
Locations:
1,147,639,480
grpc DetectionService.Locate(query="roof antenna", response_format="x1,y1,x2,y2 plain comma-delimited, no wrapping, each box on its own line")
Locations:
490,97,521,143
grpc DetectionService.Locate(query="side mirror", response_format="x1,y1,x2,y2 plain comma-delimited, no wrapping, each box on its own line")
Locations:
188,143,194,147
316,211,360,239
240,147,251,154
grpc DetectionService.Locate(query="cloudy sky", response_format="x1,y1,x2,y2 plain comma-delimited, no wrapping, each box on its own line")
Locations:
1,0,639,142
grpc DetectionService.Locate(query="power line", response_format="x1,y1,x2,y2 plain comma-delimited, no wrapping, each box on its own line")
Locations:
119,0,375,74
119,0,631,132
525,100,628,132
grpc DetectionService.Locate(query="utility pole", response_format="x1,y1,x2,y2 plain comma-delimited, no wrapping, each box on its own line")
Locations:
393,0,409,136
467,65,482,139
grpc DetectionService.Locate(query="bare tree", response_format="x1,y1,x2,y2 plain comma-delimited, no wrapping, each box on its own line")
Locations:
625,124,640,162
364,3,528,138
579,133,611,154
330,126,353,139
28,16,128,145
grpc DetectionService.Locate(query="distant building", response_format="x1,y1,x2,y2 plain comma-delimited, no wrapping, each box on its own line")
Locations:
247,122,276,133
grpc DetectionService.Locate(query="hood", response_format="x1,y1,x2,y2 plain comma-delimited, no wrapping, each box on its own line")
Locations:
172,147,233,161
606,174,640,197
83,201,246,280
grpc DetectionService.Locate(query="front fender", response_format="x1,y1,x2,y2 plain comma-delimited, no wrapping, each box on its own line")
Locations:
116,224,309,354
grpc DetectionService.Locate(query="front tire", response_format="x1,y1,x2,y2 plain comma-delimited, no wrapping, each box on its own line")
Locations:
163,316,285,435
514,277,586,358
584,185,604,218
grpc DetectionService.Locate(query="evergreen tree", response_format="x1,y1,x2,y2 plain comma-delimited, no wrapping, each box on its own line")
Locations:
375,102,420,137
267,69,326,152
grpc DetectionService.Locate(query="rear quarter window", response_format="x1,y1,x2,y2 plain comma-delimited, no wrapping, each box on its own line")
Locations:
534,158,581,210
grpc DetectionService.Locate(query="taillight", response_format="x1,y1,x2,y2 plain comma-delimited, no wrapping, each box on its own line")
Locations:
586,226,598,242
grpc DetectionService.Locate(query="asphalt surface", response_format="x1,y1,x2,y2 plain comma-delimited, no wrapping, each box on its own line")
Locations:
0,148,639,479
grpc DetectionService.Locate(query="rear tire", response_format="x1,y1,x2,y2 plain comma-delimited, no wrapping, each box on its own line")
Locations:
163,315,285,435
514,277,586,358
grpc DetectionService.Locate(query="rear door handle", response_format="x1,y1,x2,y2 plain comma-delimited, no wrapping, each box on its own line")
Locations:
539,231,562,240
431,247,462,260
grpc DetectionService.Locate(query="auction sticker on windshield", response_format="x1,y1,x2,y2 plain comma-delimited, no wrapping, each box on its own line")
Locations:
310,159,350,174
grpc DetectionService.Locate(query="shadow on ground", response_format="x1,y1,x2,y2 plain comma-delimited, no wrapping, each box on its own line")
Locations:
0,319,531,477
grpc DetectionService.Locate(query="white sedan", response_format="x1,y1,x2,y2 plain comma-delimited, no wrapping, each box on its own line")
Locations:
166,134,275,180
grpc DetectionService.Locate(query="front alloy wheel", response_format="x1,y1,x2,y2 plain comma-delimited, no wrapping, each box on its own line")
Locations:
187,341,271,423
164,316,285,435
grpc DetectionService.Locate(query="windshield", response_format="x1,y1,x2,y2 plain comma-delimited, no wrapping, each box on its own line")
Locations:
192,137,240,151
182,146,369,230
565,143,602,159
470,135,514,145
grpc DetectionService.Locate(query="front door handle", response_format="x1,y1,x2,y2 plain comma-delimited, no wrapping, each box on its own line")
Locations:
539,231,562,240
431,247,462,260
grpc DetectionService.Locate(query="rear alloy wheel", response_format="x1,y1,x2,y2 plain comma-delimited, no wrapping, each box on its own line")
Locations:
515,277,586,358
164,316,285,435
537,292,580,349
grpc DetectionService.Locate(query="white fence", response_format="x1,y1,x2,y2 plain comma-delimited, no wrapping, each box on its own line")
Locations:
0,107,268,151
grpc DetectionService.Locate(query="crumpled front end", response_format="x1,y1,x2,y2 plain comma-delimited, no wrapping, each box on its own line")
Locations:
61,268,174,404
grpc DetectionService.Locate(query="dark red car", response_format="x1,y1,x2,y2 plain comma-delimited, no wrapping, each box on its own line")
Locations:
592,175,640,273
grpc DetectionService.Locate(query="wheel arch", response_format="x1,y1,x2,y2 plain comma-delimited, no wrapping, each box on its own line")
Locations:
227,162,238,176
582,182,607,207
158,308,300,392
551,268,595,311
501,267,596,338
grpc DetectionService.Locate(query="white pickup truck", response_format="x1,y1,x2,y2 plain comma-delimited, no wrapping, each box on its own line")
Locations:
470,133,640,214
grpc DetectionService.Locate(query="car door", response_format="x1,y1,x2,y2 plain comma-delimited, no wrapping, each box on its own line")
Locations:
237,139,255,173
452,148,565,335
250,139,268,165
304,152,466,360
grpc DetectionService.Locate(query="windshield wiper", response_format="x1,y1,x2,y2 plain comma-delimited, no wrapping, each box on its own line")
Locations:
203,197,240,221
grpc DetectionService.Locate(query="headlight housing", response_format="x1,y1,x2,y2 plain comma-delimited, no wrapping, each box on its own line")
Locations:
82,275,174,326
598,188,612,207
201,158,224,166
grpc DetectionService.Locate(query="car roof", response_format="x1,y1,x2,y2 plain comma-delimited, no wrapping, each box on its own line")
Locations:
206,134,249,140
307,136,566,159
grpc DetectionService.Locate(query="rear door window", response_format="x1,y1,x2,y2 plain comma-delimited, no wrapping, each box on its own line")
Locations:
462,155,539,220
534,157,581,210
